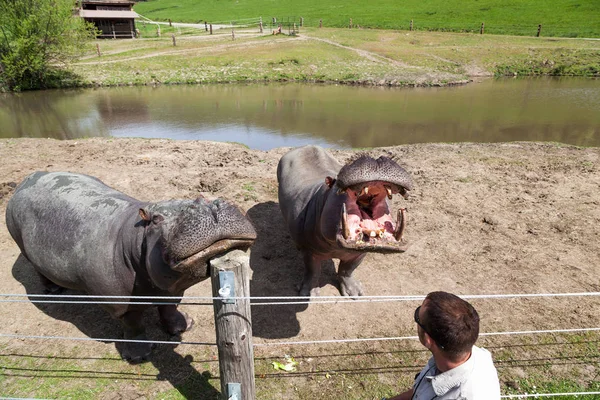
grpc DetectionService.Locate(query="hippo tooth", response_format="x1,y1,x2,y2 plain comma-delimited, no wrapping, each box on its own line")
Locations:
364,187,369,195
394,208,407,241
369,230,376,237
337,188,347,195
341,203,350,240
356,232,364,242
386,187,393,200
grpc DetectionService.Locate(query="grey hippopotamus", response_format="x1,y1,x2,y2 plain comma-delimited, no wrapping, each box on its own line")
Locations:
5,171,256,362
277,146,413,297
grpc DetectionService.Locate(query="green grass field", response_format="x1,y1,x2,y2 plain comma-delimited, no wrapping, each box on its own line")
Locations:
133,0,600,38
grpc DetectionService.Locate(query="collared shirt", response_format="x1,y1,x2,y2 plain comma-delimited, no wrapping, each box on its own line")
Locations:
412,345,501,400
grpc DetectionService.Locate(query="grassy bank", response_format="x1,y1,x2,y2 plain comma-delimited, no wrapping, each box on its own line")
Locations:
68,27,600,88
133,0,600,38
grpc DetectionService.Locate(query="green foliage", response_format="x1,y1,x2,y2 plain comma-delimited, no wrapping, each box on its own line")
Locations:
133,0,600,38
0,0,97,91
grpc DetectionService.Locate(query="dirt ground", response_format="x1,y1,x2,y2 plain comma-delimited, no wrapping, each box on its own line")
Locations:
0,138,599,398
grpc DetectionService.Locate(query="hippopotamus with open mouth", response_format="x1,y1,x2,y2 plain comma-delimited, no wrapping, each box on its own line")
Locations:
277,146,413,297
6,172,256,362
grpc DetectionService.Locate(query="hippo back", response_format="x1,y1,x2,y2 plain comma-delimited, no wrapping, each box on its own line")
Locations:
6,171,141,293
277,146,342,227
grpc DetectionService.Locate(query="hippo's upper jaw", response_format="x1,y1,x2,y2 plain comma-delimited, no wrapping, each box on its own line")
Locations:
333,155,413,253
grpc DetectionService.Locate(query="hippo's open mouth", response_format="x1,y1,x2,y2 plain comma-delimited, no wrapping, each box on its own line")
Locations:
336,180,408,253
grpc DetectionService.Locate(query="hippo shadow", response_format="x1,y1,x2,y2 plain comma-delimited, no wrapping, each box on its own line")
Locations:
11,254,220,399
246,201,338,339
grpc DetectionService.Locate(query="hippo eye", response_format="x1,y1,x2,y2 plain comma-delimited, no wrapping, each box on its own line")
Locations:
152,215,164,224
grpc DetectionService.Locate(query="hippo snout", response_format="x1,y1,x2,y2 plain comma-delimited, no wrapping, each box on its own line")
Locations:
140,198,257,265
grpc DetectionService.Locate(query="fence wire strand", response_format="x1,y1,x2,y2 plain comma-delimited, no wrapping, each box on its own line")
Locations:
2,327,599,348
1,291,599,306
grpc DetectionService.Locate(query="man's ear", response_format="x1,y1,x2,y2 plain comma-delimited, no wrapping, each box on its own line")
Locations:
422,333,435,350
325,176,336,188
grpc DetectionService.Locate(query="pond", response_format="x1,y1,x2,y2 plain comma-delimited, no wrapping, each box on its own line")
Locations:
1,78,599,150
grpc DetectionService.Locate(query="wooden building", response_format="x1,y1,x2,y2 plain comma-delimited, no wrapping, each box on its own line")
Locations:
78,0,138,39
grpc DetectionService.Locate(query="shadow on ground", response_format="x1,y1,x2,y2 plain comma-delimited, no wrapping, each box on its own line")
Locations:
11,254,220,400
246,201,338,339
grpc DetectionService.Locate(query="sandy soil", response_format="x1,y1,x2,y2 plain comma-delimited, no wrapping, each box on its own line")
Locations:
0,138,599,397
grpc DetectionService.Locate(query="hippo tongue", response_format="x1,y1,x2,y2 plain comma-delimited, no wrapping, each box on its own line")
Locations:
338,203,408,253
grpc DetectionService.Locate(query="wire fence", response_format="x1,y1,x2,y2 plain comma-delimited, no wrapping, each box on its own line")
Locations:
1,290,599,398
129,14,598,41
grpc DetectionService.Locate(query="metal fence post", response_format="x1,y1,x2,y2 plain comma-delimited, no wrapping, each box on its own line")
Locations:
210,250,255,400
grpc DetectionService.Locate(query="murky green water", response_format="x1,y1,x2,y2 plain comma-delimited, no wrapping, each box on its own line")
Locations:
1,78,598,150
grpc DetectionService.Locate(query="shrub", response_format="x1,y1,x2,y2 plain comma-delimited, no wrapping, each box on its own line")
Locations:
0,0,97,91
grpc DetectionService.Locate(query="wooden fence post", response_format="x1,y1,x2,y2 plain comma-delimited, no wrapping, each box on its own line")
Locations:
232,29,235,40
210,250,255,400
319,19,322,28
300,17,303,27
410,19,413,31
210,24,213,34
168,18,172,27
480,22,484,34
349,18,353,29
172,33,176,46
205,21,208,32
259,21,263,33
537,24,542,37
96,43,101,56
157,25,161,37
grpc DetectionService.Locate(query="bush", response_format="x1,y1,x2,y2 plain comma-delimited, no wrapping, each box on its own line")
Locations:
0,0,97,91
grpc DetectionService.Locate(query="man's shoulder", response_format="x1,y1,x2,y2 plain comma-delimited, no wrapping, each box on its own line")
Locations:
461,346,501,399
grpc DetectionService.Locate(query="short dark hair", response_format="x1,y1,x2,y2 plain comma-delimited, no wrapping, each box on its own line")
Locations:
422,291,480,360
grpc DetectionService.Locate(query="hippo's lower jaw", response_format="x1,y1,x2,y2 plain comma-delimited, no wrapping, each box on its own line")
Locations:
168,238,255,292
335,232,409,253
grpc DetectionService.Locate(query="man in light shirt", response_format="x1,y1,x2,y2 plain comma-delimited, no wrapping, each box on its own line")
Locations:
385,291,501,400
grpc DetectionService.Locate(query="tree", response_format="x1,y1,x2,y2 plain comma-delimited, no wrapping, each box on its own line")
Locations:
0,0,97,91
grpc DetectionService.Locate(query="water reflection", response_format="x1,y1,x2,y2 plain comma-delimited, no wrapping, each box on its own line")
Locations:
1,78,599,150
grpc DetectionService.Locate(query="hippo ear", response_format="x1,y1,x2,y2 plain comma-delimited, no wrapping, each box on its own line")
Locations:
325,176,336,188
139,208,151,221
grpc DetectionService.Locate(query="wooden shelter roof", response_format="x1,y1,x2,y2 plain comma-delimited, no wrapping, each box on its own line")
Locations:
79,9,138,18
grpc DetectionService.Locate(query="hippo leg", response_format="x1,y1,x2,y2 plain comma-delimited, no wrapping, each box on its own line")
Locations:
120,310,153,364
37,272,65,295
299,253,322,297
158,304,194,335
337,254,367,297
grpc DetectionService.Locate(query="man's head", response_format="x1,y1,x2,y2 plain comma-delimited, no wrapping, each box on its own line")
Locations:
414,291,480,362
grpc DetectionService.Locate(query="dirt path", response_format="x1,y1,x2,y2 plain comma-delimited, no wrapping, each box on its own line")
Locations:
305,35,419,69
0,138,598,398
75,32,421,71
74,34,274,65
